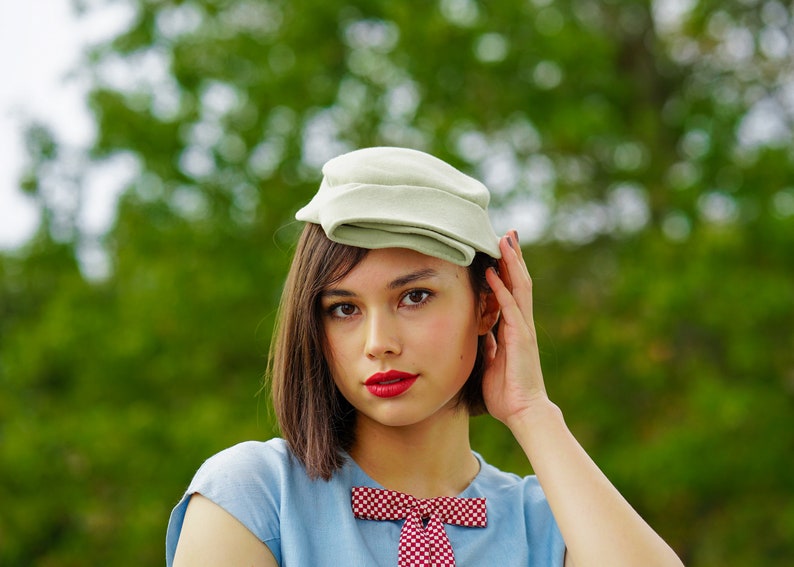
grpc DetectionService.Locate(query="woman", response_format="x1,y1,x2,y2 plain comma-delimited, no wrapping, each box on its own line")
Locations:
166,147,684,566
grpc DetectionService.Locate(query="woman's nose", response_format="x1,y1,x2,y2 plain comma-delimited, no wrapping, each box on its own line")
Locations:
364,312,402,359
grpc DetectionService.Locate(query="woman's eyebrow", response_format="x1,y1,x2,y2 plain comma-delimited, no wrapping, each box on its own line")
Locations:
321,268,440,298
320,289,356,299
388,268,439,290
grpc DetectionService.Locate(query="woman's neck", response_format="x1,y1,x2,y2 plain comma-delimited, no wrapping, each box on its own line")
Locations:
348,408,480,499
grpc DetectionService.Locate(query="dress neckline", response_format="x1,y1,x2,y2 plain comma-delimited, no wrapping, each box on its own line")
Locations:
342,450,485,498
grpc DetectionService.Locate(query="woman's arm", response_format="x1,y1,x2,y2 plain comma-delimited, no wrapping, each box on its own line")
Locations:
483,231,684,567
508,399,681,567
173,494,278,567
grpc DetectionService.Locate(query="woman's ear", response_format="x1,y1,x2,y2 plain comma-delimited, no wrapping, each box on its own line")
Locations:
478,290,500,335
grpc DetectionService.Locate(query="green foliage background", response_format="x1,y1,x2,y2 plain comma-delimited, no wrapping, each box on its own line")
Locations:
2,0,793,564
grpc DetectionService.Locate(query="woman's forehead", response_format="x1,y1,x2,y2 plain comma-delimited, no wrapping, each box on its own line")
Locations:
329,247,464,288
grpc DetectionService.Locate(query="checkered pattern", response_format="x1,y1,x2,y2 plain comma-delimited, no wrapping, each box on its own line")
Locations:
351,486,487,566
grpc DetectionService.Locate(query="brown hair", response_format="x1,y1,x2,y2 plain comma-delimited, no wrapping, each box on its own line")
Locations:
268,223,496,480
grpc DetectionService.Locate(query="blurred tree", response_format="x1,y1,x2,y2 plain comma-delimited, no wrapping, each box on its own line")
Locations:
1,0,793,565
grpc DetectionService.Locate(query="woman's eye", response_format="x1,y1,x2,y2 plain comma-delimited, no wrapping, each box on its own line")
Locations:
401,290,431,307
329,303,358,318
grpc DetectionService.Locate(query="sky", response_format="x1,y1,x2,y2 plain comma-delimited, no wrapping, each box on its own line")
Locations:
0,0,129,251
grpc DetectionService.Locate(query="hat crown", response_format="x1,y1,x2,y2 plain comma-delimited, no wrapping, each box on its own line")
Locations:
295,146,501,266
322,147,490,207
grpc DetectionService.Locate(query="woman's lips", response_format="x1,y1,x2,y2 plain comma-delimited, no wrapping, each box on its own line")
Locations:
365,371,419,398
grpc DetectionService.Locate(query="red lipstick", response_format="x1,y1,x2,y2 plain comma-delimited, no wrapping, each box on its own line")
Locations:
365,370,419,398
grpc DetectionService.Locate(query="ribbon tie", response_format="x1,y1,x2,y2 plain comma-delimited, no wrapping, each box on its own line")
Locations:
351,486,487,566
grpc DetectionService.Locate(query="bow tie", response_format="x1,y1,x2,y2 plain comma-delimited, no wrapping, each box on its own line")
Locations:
351,486,487,566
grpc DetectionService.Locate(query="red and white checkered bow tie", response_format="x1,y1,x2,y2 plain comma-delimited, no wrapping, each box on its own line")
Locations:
351,486,487,566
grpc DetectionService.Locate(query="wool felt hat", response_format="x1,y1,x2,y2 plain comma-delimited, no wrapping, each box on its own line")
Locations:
295,147,501,266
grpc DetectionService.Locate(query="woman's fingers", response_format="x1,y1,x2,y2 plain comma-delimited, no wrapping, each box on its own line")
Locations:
497,255,513,296
486,263,518,319
483,233,548,419
498,231,534,324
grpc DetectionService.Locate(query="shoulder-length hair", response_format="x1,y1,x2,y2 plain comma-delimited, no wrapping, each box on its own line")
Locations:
268,223,496,480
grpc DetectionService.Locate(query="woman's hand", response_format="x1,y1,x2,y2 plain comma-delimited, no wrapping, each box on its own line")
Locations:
482,230,550,426
483,232,685,567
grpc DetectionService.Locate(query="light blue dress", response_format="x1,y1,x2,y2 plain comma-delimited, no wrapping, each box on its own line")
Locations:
166,438,565,566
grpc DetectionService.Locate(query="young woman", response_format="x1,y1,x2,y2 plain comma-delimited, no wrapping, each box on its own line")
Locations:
166,147,684,566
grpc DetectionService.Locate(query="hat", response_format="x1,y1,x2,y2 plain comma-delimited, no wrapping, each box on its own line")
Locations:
295,147,501,266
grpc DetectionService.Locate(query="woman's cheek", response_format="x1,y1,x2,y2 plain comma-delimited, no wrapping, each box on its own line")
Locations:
420,314,477,355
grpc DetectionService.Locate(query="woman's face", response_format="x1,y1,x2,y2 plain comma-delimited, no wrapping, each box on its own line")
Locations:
320,247,493,429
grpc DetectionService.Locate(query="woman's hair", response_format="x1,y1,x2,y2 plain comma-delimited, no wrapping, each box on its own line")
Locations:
268,223,497,480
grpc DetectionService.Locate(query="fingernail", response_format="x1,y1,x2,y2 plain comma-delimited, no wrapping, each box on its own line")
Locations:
506,235,514,248
512,229,519,243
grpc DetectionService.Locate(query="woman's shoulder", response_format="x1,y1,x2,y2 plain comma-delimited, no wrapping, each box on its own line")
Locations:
471,453,565,560
474,453,543,491
201,438,291,468
473,454,555,515
190,438,298,491
166,439,297,566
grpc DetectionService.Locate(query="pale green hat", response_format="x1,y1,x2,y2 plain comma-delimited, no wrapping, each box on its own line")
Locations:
295,147,501,266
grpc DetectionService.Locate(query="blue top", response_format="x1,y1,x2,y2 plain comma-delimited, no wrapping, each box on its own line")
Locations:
166,438,565,566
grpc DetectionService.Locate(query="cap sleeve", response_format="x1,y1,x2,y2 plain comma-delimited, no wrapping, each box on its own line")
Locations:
166,440,290,566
